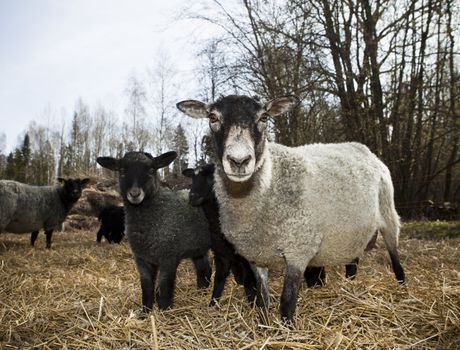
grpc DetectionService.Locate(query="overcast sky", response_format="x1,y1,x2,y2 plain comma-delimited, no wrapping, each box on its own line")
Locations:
0,0,216,152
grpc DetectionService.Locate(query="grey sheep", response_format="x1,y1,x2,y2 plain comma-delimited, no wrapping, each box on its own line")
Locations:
96,151,212,313
0,178,90,248
177,95,405,324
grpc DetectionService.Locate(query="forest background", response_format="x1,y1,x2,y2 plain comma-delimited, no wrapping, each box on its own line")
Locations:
0,0,459,218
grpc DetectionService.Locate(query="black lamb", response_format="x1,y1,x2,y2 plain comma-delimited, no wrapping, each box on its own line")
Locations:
96,151,212,313
183,164,259,306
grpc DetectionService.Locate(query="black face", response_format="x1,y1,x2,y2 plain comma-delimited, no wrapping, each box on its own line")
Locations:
96,151,177,206
120,152,158,206
183,164,215,207
58,178,90,201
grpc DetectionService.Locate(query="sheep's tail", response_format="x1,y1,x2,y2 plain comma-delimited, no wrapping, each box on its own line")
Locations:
378,174,406,284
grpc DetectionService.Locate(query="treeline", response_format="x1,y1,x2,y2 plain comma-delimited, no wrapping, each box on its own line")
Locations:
0,97,212,187
0,58,216,184
191,0,460,217
1,0,459,218
0,116,198,185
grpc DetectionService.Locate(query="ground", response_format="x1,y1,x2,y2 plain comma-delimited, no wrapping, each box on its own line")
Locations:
0,222,459,349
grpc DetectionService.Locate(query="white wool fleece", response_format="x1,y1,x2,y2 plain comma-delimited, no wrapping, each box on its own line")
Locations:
213,142,399,272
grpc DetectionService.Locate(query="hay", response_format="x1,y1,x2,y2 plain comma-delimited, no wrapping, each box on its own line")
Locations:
0,227,459,349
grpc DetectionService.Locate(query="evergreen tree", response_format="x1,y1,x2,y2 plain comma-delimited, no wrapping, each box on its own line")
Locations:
198,134,214,166
20,133,31,182
5,152,17,179
172,124,189,175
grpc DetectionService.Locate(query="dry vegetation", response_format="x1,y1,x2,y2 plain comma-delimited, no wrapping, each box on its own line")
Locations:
1,224,459,349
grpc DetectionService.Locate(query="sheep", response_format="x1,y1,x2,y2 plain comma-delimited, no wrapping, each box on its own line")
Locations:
97,205,125,244
182,164,365,293
0,177,90,248
177,95,405,324
96,151,212,313
182,163,258,306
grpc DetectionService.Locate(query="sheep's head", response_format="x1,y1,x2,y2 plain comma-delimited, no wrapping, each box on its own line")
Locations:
182,164,215,206
177,95,298,183
57,177,90,202
96,151,177,206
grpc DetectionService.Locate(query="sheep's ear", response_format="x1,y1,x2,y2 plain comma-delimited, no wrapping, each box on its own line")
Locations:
264,96,299,117
182,168,195,178
97,157,120,171
176,100,208,119
153,151,177,169
57,177,66,184
80,178,90,187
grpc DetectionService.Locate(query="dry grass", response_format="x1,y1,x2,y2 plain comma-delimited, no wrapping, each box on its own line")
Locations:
0,226,459,349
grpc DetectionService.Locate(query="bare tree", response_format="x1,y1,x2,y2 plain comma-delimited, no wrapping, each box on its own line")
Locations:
124,75,151,152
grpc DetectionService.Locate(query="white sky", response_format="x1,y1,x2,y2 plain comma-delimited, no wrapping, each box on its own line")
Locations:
0,0,217,152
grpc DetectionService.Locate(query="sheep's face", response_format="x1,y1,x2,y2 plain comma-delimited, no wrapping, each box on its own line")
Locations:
177,95,298,183
182,164,215,206
57,177,90,201
97,151,177,206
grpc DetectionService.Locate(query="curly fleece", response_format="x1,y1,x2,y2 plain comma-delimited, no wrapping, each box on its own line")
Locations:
0,181,71,233
213,142,400,272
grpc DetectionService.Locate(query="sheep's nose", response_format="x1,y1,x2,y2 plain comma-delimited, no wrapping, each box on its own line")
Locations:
129,188,141,198
227,155,251,168
190,192,199,201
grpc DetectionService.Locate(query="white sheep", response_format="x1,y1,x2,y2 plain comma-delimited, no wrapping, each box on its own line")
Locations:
177,95,405,324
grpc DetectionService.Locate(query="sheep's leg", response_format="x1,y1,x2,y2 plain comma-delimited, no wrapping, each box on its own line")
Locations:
253,266,270,323
304,266,326,287
113,229,124,243
192,254,212,289
156,263,179,310
345,258,359,279
379,180,406,284
388,250,405,283
365,232,378,251
135,258,158,314
31,231,39,246
45,230,53,249
96,227,105,243
241,261,257,304
381,228,405,283
209,255,231,306
230,261,245,285
280,265,302,325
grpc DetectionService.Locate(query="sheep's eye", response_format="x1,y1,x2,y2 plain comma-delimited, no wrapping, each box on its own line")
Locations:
208,113,219,123
259,114,269,123
148,168,155,175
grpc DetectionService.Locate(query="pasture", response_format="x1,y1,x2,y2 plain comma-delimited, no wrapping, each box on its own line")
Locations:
0,224,459,349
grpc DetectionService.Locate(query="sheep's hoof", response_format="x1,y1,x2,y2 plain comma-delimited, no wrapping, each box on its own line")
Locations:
281,317,295,329
209,298,220,307
138,308,151,320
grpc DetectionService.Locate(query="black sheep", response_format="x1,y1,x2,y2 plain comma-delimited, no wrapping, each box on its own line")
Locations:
97,205,125,243
97,151,212,313
183,164,259,306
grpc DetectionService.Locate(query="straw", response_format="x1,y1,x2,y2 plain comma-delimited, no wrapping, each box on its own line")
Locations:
0,225,459,349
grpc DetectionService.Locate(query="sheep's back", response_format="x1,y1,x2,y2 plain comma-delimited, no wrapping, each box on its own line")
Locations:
0,181,66,233
125,190,211,264
215,142,390,269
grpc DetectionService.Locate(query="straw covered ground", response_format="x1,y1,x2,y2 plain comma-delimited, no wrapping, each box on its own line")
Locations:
1,223,459,349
